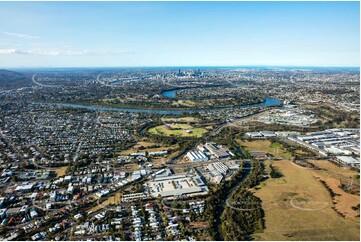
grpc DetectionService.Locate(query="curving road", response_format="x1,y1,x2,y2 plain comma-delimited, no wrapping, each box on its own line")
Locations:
32,74,59,88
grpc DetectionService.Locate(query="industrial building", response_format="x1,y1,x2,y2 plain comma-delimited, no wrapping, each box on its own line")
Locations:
207,162,229,177
186,142,234,163
246,131,276,138
287,128,360,161
257,107,318,127
196,142,234,160
335,156,360,168
145,174,208,199
186,150,208,162
202,143,233,159
122,193,148,202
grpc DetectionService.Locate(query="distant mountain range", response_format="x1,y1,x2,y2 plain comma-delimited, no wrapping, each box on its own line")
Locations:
0,69,32,90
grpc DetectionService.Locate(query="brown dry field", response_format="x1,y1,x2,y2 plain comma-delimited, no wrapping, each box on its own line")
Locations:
87,191,123,213
309,159,360,221
309,159,359,188
122,163,140,172
151,149,182,167
55,166,68,177
252,159,360,241
189,221,208,229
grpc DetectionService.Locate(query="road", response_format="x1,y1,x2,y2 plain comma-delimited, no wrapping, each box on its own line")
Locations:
0,129,24,162
96,73,115,87
212,110,267,135
32,74,59,87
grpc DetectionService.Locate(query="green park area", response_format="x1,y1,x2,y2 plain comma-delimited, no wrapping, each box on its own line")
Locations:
161,116,200,123
148,123,210,137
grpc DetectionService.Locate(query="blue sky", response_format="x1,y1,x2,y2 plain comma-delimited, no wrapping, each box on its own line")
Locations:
0,1,359,67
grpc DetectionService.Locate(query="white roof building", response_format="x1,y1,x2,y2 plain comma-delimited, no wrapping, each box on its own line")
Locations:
187,150,208,162
336,156,360,167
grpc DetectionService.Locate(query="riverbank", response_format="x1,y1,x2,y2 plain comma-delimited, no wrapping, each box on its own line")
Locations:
32,96,282,115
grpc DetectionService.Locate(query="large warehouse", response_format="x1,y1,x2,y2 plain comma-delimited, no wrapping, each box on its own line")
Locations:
187,150,208,162
145,174,208,199
287,128,360,162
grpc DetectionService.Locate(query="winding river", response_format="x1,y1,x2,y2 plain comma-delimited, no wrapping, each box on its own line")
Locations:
34,87,282,115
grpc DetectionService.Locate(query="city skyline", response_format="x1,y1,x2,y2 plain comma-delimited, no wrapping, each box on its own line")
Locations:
0,1,360,67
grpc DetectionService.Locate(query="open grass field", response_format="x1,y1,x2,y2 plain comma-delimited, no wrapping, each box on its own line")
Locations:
55,166,68,177
121,163,141,172
133,141,155,147
118,140,179,155
189,221,208,229
309,159,360,220
149,150,182,168
252,159,360,241
172,100,197,107
237,139,293,159
117,140,179,167
162,116,200,123
88,191,122,213
148,123,208,137
309,159,359,192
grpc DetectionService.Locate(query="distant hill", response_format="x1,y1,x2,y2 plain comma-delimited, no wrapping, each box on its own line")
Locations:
0,69,32,90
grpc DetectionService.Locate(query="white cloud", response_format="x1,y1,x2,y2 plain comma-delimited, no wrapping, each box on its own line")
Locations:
0,49,19,54
0,49,134,56
2,32,39,39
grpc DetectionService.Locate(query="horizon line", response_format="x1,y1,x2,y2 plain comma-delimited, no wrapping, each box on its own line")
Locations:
2,65,360,69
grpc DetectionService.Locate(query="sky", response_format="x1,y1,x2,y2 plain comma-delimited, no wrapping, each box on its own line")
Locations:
0,1,359,67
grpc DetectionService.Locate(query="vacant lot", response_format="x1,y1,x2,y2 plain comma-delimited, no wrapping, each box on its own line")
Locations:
88,191,122,213
252,159,359,241
189,221,208,229
55,166,68,177
148,123,208,137
237,139,293,159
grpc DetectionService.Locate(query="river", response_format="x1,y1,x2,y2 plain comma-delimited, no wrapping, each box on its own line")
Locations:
33,87,282,115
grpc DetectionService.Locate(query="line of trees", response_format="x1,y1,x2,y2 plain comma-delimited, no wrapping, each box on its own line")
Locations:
220,161,266,240
269,164,283,178
204,160,266,240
